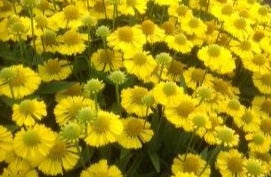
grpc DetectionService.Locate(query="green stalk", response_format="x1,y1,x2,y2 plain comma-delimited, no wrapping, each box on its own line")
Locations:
115,84,120,113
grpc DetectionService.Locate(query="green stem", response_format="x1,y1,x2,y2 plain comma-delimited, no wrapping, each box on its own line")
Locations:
94,94,99,112
12,1,17,14
158,64,164,82
18,34,25,62
112,1,118,30
184,132,196,159
75,142,86,169
8,83,14,99
102,0,108,19
115,84,120,113
52,0,57,11
29,6,37,64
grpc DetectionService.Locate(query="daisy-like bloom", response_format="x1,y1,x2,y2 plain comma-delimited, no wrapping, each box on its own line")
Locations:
36,29,59,54
38,58,72,82
209,77,239,99
260,37,271,54
85,110,123,147
210,3,235,22
204,113,223,145
60,122,82,143
80,159,123,177
1,167,38,177
219,98,245,118
186,110,211,136
54,96,95,126
38,137,79,175
183,67,212,90
139,19,165,44
121,86,152,117
107,26,146,53
233,108,260,133
216,149,246,177
89,0,113,20
0,126,13,162
197,44,235,74
166,60,185,82
55,83,83,102
229,39,261,60
242,54,270,73
253,72,271,94
250,152,271,172
0,0,21,18
168,3,193,21
166,33,193,54
91,49,122,72
161,19,177,36
252,96,271,116
215,126,239,148
123,51,157,81
118,117,153,149
152,81,184,107
118,0,147,16
165,95,199,128
13,124,56,164
246,132,271,153
0,65,41,99
172,172,197,177
224,14,253,40
249,3,271,25
57,30,88,56
180,16,207,37
171,153,210,177
245,158,268,177
258,115,271,138
12,99,47,126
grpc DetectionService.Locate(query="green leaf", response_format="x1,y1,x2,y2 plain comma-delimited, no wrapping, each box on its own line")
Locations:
36,81,75,94
148,151,160,173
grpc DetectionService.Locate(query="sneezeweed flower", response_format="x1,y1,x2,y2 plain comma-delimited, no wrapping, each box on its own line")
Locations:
187,111,211,136
0,65,41,99
107,26,146,53
183,67,212,90
229,39,261,60
215,126,239,148
180,16,207,36
0,126,13,162
197,44,235,74
96,25,110,39
168,3,193,20
259,116,271,138
57,30,88,55
166,33,193,54
252,96,271,116
12,99,47,126
54,96,95,125
242,54,270,73
38,137,79,175
80,159,123,177
139,19,165,44
118,0,147,16
152,81,184,107
260,37,271,54
216,149,246,177
121,86,152,117
234,108,260,132
91,49,123,71
219,98,245,118
83,78,105,97
60,122,82,143
55,83,84,102
13,124,56,164
210,77,239,99
85,110,123,147
245,158,268,177
1,167,38,177
246,132,271,153
124,51,157,81
253,72,271,94
204,114,223,145
109,70,127,85
76,107,97,126
38,58,72,82
155,52,172,67
36,29,58,54
171,153,210,177
118,117,154,149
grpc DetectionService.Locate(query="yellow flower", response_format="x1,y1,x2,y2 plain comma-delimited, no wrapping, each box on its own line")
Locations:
166,33,193,54
124,50,157,81
1,167,38,177
35,29,59,54
13,124,56,164
85,110,123,147
215,126,239,148
118,0,147,16
171,153,210,177
216,149,246,177
242,54,270,73
107,26,146,53
219,98,245,118
118,117,153,149
171,172,197,177
210,3,234,22
251,96,271,117
229,39,261,60
38,58,72,82
245,158,268,177
260,36,271,54
139,19,165,44
168,3,193,21
91,49,123,72
253,72,271,94
183,67,212,90
80,159,123,177
204,113,223,145
89,0,113,20
121,86,152,117
233,108,260,133
12,99,47,126
197,44,235,74
246,132,271,153
180,16,207,37
0,65,41,99
54,96,95,126
152,81,184,107
57,30,88,55
55,83,83,102
0,126,13,162
38,137,79,175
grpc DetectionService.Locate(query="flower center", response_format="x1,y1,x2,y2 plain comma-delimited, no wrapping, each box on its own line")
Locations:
246,161,262,176
19,100,35,116
188,18,199,28
68,102,85,118
258,6,268,16
161,21,175,35
35,15,48,29
228,99,241,110
252,54,266,66
132,88,148,105
191,69,205,82
261,99,271,115
63,31,81,46
43,30,57,46
212,79,229,95
253,31,265,42
217,128,234,144
48,141,66,160
23,130,41,147
125,119,143,137
94,117,110,134
176,5,188,16
133,53,147,65
234,18,247,30
252,134,265,145
61,123,81,140
168,60,184,76
118,27,134,42
183,156,201,173
241,111,253,124
208,45,221,57
126,0,136,7
64,5,79,20
45,59,61,74
10,70,26,87
141,20,155,35
261,73,271,86
99,49,114,65
177,101,195,117
163,82,177,96
260,119,271,135
227,156,243,173
221,4,234,15
174,34,187,45
192,115,206,128
0,68,16,82
240,41,251,50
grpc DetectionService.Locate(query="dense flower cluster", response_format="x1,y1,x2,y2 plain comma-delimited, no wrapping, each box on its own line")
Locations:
0,0,271,176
